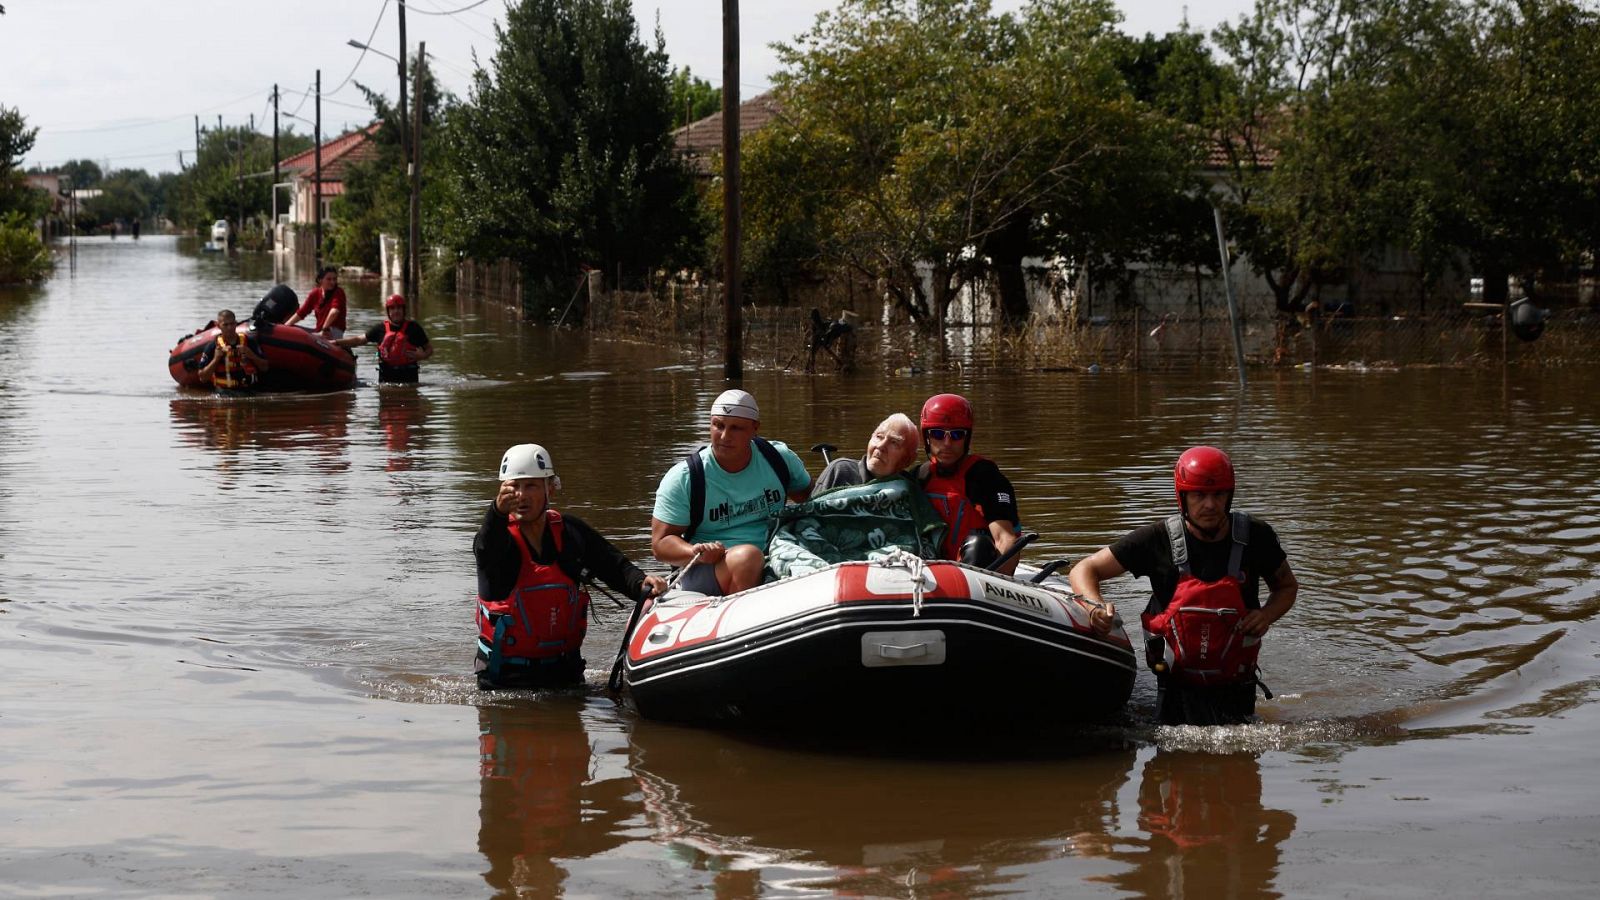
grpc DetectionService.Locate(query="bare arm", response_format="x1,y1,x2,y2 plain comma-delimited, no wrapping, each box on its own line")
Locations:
1239,560,1298,637
333,334,368,349
242,343,269,371
1069,547,1126,634
650,517,725,567
989,519,1020,575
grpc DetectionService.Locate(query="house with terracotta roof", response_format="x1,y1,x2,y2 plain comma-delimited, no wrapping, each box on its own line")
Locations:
276,124,381,226
672,92,784,176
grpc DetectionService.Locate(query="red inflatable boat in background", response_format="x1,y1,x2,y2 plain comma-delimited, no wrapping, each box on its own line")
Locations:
168,319,358,392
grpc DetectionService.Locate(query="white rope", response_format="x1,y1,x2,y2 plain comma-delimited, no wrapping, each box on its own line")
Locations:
878,547,928,617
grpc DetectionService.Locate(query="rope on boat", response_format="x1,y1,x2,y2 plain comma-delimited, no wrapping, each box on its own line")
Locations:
878,547,929,617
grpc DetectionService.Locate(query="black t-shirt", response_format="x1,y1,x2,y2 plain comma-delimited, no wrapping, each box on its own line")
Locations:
365,319,430,353
1109,513,1287,617
472,504,648,603
919,457,1020,525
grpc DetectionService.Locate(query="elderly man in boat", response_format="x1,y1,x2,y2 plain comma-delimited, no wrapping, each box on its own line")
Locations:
766,413,946,580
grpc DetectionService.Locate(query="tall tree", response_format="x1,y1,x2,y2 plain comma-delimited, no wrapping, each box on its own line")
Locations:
438,0,701,316
745,0,1189,323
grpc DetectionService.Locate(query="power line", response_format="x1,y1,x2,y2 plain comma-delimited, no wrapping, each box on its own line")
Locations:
37,88,265,134
409,0,499,16
326,0,393,97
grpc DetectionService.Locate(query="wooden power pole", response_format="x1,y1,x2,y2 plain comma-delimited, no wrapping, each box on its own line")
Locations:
721,1,742,378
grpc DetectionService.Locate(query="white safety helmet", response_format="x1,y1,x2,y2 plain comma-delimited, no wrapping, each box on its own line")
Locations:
498,443,561,489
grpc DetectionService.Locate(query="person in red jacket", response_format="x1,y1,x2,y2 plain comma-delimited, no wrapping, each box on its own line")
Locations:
916,393,1023,573
285,266,348,338
335,293,433,383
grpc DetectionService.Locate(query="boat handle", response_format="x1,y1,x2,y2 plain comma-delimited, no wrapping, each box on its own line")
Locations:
876,642,928,659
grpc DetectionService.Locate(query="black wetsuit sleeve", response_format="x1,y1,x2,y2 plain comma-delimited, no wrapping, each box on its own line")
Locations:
964,459,1020,525
472,502,520,601
365,323,385,344
563,514,649,602
1109,522,1166,578
407,321,430,348
1246,519,1288,577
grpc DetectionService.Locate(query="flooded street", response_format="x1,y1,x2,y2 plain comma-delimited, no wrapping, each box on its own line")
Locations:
3,236,1598,897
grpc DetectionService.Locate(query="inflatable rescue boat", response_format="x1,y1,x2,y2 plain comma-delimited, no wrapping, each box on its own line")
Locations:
168,319,356,392
621,555,1138,728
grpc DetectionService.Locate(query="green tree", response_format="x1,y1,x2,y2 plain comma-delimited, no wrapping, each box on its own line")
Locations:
0,104,50,283
437,0,702,317
668,66,721,129
745,0,1191,323
84,168,157,226
57,158,103,190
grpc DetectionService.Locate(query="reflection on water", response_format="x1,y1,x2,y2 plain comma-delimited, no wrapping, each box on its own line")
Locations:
477,701,635,898
1109,752,1296,899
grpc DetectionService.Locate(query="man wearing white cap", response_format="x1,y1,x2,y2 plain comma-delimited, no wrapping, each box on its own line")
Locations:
651,389,812,595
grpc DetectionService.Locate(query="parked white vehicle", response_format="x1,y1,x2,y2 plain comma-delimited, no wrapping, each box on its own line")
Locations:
210,219,229,243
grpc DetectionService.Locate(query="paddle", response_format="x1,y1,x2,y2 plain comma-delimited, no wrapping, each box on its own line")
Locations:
606,550,702,694
1027,559,1070,583
987,531,1038,572
810,443,838,466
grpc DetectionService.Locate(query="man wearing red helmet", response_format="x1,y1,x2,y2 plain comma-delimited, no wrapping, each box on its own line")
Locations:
916,393,1023,574
1069,446,1298,725
335,293,433,383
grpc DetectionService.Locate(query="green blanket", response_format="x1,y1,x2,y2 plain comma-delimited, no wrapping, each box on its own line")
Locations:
765,474,946,580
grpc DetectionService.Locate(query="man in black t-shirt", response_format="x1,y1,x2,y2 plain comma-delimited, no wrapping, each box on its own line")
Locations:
1070,446,1298,725
334,293,433,383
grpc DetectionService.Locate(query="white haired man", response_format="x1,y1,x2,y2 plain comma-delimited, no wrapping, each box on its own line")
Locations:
812,413,920,493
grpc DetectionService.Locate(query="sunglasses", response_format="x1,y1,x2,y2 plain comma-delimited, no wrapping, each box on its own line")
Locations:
925,428,969,441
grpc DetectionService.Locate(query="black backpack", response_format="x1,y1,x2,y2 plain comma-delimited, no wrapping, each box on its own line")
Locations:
684,437,792,541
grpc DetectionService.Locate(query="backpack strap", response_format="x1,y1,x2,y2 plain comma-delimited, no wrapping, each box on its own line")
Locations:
1165,514,1189,575
545,510,590,585
1227,510,1250,580
685,438,791,542
686,447,706,542
751,436,792,496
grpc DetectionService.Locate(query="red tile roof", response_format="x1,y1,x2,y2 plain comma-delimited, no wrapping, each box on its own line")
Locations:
673,92,784,173
278,124,382,182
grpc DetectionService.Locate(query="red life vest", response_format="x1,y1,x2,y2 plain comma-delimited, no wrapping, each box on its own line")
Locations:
922,454,990,559
377,319,417,366
210,334,258,389
1141,512,1260,687
475,511,591,679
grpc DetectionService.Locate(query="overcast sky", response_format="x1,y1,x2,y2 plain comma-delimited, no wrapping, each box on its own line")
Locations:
1,1,1255,175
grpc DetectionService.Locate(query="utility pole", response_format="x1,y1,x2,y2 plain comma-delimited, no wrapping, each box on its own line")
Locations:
721,0,742,378
397,0,412,299
314,68,323,273
272,84,280,251
194,115,201,165
410,42,424,300
235,120,243,245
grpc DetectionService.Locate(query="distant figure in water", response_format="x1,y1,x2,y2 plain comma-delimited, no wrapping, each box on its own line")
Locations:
196,309,269,394
472,443,667,690
131,218,141,239
335,293,431,383
1070,446,1299,725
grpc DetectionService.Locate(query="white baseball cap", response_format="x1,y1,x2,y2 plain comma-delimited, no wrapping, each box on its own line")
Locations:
710,389,759,420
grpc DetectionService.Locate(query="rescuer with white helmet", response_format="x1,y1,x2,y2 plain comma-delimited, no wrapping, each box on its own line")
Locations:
473,443,667,690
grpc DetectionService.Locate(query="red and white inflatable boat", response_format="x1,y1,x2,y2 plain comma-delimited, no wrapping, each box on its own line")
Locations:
621,556,1137,728
168,319,356,393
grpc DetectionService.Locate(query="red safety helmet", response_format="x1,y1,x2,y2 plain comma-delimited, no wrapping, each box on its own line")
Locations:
384,293,407,310
920,393,974,432
1174,446,1235,498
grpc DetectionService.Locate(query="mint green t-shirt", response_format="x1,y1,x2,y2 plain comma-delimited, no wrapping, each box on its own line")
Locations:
652,441,812,548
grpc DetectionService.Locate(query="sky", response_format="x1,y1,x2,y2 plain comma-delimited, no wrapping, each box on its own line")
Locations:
1,1,1256,176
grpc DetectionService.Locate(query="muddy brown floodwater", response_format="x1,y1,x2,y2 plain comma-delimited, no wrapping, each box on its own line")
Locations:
2,236,1598,897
